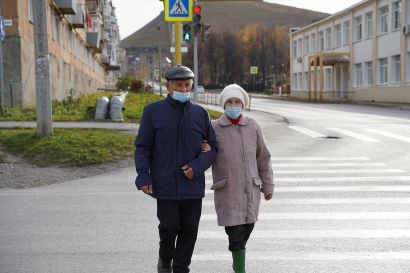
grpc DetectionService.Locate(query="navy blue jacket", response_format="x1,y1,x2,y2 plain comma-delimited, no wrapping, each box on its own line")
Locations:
134,95,217,200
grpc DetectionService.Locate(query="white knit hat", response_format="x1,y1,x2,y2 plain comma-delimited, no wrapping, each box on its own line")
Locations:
219,84,249,109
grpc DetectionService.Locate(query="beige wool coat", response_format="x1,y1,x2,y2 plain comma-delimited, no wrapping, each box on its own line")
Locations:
211,114,274,227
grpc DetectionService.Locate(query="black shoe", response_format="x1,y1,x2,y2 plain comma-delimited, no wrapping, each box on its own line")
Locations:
157,257,172,273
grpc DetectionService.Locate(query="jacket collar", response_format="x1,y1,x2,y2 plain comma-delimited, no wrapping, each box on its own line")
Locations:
219,114,248,126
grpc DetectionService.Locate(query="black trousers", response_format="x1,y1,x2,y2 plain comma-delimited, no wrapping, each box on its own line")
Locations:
157,199,202,273
225,223,255,252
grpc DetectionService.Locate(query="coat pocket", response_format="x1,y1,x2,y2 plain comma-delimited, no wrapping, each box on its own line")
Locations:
211,178,228,190
253,177,262,187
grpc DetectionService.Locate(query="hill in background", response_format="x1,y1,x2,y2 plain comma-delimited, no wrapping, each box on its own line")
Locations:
120,0,329,49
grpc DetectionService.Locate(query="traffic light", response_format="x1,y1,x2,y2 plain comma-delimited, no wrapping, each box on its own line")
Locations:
201,23,211,41
183,23,192,42
192,5,202,35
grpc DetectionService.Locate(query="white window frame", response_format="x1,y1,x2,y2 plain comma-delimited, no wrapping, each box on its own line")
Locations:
365,12,373,39
406,52,410,82
28,0,33,23
378,57,388,84
334,24,342,48
297,38,302,58
343,21,350,46
324,68,332,90
310,33,316,53
365,61,373,86
318,30,324,51
304,36,309,55
392,1,401,31
355,63,363,87
391,55,401,83
379,6,389,34
325,28,332,50
292,40,297,59
354,15,363,41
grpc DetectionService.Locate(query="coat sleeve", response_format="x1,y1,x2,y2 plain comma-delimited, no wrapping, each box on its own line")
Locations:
188,111,218,177
255,122,274,194
134,106,154,189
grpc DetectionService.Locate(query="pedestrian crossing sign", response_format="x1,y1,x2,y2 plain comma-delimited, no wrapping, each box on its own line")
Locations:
164,0,193,22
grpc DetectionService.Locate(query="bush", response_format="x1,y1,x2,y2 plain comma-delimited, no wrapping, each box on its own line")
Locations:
130,79,144,93
117,75,133,91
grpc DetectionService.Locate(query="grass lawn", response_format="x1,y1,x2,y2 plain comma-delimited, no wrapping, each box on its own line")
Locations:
0,91,221,122
0,128,135,167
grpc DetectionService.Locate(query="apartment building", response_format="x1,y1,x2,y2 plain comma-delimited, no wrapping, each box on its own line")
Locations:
290,0,410,103
0,0,122,107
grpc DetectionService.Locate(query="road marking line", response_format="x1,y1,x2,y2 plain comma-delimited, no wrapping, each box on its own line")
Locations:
274,176,410,182
270,157,370,161
197,229,410,239
271,163,386,167
288,125,326,138
326,127,380,142
274,169,405,174
201,212,410,221
193,251,410,260
202,197,410,206
366,129,410,143
205,185,410,194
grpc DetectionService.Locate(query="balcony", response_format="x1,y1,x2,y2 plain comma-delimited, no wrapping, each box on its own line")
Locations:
86,1,100,16
67,4,85,28
55,0,77,15
86,31,101,52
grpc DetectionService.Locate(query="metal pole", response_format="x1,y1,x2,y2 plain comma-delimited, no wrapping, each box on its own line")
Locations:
0,4,5,112
158,43,163,96
33,0,53,135
0,40,4,112
175,22,181,65
193,31,198,102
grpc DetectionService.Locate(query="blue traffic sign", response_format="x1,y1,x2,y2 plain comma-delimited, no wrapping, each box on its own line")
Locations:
164,0,193,22
0,17,6,41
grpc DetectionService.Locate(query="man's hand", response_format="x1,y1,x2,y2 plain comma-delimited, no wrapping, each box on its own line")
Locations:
141,185,153,195
181,165,194,179
201,140,211,152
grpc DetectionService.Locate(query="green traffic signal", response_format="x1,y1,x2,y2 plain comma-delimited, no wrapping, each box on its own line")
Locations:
184,32,191,41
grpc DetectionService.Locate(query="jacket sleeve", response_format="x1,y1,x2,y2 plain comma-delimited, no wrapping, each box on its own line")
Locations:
188,112,218,177
255,122,274,194
134,106,154,189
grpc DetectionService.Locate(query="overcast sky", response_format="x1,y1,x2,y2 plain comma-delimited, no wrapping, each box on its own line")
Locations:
112,0,364,39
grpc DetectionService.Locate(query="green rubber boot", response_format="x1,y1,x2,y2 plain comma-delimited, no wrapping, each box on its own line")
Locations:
232,249,246,273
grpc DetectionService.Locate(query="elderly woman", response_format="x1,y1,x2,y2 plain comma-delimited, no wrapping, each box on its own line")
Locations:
208,84,274,273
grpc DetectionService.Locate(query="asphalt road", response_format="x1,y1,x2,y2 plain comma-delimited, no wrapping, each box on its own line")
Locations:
1,99,410,273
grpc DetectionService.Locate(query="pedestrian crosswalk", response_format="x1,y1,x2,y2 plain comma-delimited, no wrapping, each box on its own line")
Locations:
192,155,410,271
287,125,410,143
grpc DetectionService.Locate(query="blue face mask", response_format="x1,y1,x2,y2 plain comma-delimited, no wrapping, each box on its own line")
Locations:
225,107,242,119
172,91,191,103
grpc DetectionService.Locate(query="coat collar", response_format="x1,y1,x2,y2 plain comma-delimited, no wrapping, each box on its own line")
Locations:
166,94,191,109
219,114,248,126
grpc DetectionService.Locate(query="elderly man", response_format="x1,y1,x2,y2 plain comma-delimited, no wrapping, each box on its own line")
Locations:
134,65,217,273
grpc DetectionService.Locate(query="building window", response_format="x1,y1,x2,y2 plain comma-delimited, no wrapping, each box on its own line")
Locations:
365,61,373,85
391,55,401,83
297,38,302,57
354,15,363,41
406,52,410,82
304,36,309,55
292,41,297,59
379,6,389,34
392,1,401,31
365,12,373,38
298,72,303,90
334,24,342,48
325,28,332,50
310,33,316,53
378,57,388,84
293,73,298,90
304,72,308,90
355,63,363,87
318,31,324,51
343,21,350,45
324,68,332,90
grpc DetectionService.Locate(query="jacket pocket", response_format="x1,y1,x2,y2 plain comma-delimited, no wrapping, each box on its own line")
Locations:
211,178,228,190
253,177,262,187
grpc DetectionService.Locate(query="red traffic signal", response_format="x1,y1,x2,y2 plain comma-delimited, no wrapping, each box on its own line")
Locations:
193,5,201,14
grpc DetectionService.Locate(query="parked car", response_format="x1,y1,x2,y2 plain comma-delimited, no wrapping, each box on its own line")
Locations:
196,86,205,93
